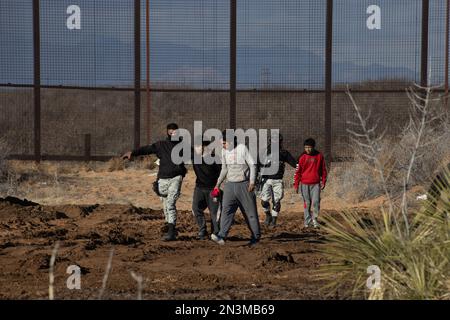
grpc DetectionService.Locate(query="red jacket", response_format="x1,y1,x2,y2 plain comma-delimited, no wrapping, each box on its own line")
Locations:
293,151,327,188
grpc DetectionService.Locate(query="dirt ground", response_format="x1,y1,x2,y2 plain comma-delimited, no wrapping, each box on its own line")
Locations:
0,161,389,300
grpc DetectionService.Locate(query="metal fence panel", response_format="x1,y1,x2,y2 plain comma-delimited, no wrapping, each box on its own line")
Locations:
40,89,134,157
332,0,422,89
141,0,230,90
40,0,135,88
141,92,229,145
429,0,448,85
0,0,34,85
237,0,327,90
0,87,34,155
331,91,412,159
236,92,325,158
0,0,448,161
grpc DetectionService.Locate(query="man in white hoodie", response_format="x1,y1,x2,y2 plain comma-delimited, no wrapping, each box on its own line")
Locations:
211,130,261,246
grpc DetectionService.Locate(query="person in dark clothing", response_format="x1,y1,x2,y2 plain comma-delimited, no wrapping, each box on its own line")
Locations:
258,134,297,227
122,123,186,241
191,137,222,240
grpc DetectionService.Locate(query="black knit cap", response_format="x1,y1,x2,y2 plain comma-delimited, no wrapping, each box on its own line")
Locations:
304,138,316,148
166,123,179,130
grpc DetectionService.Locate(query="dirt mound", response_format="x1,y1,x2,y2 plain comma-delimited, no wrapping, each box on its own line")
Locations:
0,198,333,300
1,196,39,207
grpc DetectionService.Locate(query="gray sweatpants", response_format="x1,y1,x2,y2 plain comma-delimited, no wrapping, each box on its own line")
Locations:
218,181,261,240
300,183,321,226
192,186,220,236
158,175,183,226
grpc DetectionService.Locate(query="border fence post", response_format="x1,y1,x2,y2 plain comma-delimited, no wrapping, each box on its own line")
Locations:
445,0,449,108
145,0,151,144
33,0,41,162
325,0,333,163
134,0,141,149
421,0,429,87
84,134,91,162
230,0,237,129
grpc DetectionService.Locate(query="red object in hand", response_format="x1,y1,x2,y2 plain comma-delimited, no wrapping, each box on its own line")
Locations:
210,187,221,198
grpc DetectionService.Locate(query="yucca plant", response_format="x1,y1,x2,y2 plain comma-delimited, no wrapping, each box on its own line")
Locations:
318,81,449,299
318,81,450,299
317,164,449,299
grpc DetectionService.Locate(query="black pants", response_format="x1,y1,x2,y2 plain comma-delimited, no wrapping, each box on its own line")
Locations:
192,186,220,236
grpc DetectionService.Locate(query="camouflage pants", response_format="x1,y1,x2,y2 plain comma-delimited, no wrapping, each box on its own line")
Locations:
158,175,183,225
259,179,284,217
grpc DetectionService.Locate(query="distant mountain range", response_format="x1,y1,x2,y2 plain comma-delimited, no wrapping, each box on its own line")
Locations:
0,34,420,88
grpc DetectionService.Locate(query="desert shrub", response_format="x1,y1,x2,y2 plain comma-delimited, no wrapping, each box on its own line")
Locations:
328,136,399,203
106,154,157,172
318,164,450,299
319,84,450,299
107,157,125,172
329,84,450,204
0,138,21,196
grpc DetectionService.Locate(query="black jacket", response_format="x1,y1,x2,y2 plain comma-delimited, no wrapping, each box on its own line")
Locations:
132,137,187,179
260,149,297,180
192,149,221,189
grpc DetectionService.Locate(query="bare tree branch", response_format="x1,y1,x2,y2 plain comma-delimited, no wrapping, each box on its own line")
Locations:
345,88,396,219
130,271,143,300
98,248,115,300
49,241,60,301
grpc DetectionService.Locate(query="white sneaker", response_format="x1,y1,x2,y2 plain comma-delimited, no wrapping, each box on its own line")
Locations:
211,234,225,245
312,220,320,229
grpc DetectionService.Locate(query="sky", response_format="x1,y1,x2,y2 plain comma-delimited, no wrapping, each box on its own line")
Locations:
0,0,448,89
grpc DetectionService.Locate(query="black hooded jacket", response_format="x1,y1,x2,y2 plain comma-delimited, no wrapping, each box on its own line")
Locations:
260,148,297,180
191,149,221,189
131,137,187,179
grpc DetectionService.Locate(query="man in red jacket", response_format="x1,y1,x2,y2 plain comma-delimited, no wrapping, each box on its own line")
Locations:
293,138,327,229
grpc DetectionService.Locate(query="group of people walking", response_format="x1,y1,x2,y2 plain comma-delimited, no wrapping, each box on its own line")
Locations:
122,123,327,246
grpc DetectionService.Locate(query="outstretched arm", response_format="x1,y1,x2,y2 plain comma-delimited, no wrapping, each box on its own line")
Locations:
122,143,158,160
284,150,298,168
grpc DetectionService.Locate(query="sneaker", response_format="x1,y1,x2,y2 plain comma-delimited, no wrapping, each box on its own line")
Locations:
211,233,225,245
312,220,320,229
